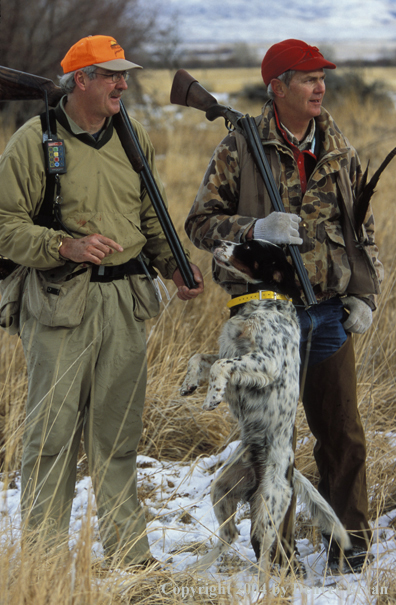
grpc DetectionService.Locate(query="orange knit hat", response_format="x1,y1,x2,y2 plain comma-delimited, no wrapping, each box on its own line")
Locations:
61,35,142,74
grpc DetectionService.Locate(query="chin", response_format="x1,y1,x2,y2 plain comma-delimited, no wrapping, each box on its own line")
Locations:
108,101,121,115
309,101,322,114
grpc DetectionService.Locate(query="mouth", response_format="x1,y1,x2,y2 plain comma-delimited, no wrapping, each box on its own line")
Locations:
213,246,234,269
213,249,254,280
214,257,229,269
213,248,228,262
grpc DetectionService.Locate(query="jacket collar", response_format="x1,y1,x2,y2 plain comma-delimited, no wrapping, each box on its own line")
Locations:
257,100,348,160
54,96,114,149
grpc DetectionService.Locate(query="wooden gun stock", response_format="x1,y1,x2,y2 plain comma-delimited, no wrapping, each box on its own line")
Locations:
170,68,218,112
170,68,243,127
0,65,62,105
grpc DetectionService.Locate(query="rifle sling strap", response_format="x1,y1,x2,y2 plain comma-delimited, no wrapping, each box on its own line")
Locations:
36,109,60,228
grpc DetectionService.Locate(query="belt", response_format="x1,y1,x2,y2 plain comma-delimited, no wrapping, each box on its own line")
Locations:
90,257,155,283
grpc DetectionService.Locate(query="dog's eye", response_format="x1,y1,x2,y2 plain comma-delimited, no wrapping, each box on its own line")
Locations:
244,243,251,250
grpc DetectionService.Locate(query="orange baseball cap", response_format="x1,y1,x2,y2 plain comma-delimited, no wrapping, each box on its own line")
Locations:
61,35,142,74
261,39,336,86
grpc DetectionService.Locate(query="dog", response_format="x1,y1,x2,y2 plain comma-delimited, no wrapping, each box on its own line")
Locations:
181,239,351,572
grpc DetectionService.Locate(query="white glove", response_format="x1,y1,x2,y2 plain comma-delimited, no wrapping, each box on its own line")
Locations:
342,296,373,334
253,212,303,245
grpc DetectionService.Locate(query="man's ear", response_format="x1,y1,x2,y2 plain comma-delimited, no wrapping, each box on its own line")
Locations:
270,78,286,99
74,70,88,91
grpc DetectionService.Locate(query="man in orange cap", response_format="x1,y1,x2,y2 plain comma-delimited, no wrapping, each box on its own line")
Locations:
186,39,382,574
0,35,203,568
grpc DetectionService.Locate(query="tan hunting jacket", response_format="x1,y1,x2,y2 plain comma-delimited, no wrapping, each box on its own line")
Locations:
0,100,180,280
185,101,383,308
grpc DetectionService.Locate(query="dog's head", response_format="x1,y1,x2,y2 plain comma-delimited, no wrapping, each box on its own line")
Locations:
212,239,301,300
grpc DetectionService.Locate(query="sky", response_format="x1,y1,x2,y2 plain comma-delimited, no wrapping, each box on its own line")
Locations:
163,0,396,60
1,442,396,603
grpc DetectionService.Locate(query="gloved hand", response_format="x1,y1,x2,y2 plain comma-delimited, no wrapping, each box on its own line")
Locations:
342,296,373,334
253,212,303,245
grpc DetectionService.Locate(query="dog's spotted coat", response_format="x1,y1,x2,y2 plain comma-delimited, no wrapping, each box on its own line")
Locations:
181,240,351,571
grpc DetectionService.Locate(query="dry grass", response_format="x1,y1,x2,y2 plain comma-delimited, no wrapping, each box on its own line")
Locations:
1,67,396,603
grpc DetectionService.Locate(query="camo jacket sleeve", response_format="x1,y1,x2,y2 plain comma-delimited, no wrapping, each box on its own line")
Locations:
185,133,254,252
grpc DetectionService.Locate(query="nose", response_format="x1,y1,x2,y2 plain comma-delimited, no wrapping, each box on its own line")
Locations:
116,76,128,90
315,79,325,94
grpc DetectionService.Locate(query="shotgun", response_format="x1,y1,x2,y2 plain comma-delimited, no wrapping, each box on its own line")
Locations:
0,65,197,290
170,69,317,306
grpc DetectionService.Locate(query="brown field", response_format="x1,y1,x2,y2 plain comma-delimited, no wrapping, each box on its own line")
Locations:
1,67,396,602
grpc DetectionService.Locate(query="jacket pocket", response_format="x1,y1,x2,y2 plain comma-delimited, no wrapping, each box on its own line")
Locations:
323,222,351,292
0,265,29,335
25,267,91,328
325,222,380,296
128,273,160,321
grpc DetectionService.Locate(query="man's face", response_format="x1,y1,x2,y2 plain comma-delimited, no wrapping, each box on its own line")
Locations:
81,68,128,120
280,69,326,123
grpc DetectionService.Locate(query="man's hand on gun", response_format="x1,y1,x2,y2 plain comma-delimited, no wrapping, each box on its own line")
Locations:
59,235,205,300
172,264,204,300
252,212,303,246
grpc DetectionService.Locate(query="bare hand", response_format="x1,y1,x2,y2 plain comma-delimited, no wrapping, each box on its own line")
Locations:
172,264,204,301
59,234,123,264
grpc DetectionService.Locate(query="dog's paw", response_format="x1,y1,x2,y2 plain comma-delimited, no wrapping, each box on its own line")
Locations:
180,383,198,396
202,394,222,410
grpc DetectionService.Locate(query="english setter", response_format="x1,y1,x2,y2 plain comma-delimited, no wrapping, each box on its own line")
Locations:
181,240,351,572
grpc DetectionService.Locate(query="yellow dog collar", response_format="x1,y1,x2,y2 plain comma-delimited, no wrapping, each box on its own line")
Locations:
227,290,292,309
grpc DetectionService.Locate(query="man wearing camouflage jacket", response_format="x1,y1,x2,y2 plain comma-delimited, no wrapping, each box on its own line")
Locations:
185,39,383,574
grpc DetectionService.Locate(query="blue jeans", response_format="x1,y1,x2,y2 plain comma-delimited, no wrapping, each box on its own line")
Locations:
296,297,348,367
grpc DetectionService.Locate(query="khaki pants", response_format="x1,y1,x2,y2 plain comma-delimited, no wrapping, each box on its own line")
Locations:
20,279,150,564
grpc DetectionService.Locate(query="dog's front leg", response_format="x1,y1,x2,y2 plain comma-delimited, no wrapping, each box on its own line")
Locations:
180,353,219,396
203,358,236,410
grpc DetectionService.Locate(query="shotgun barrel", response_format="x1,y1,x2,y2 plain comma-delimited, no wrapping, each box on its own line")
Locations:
241,116,317,306
114,102,197,289
170,69,317,306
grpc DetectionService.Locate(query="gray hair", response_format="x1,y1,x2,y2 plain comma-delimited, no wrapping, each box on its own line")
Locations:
58,65,98,94
266,70,297,100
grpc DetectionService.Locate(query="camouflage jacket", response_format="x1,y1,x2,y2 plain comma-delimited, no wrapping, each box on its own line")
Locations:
185,101,383,308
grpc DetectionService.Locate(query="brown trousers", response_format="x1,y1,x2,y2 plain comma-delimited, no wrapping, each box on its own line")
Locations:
274,334,371,563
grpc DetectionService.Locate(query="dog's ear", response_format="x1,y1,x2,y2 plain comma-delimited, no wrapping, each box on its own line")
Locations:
273,256,296,284
267,247,302,298
272,269,283,283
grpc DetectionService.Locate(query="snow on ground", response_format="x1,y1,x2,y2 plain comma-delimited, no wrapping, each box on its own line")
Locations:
1,441,395,603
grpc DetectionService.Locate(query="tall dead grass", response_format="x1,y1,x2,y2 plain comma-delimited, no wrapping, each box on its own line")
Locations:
1,67,396,603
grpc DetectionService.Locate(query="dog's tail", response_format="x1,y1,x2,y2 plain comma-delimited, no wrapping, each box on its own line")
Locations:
188,541,227,572
293,469,352,550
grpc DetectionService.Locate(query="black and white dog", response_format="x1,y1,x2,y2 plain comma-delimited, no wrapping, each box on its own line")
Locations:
181,240,350,571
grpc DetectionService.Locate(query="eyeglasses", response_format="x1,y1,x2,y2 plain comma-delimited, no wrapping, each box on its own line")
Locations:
94,70,130,83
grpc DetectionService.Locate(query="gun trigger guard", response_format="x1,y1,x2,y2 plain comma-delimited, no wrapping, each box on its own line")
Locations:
225,118,235,132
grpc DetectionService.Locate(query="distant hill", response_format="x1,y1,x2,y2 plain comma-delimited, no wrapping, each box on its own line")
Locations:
162,0,396,62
